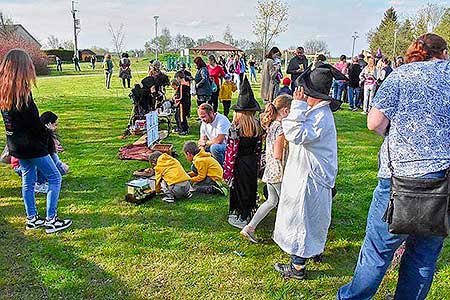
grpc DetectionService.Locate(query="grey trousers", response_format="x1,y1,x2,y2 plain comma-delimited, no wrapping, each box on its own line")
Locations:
192,177,216,194
248,183,281,228
161,180,191,199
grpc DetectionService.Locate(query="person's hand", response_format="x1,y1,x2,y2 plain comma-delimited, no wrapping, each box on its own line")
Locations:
198,139,206,147
61,163,69,174
293,87,306,101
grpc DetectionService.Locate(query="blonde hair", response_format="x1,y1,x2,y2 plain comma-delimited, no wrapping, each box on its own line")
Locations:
0,49,36,111
367,57,375,72
233,111,261,137
261,95,292,129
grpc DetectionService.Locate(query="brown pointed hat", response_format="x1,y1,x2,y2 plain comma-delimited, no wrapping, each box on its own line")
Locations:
231,76,261,112
295,63,348,112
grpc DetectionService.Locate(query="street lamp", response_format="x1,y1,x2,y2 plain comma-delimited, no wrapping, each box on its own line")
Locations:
153,15,159,60
393,28,399,59
351,31,359,58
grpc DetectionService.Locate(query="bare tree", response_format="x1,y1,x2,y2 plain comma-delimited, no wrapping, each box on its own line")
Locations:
107,23,125,57
417,2,447,32
62,40,74,50
0,11,15,39
223,24,238,46
46,35,61,49
253,0,289,58
303,39,329,55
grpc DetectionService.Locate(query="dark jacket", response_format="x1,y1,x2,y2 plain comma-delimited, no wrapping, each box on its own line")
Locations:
348,63,363,88
278,85,293,96
1,94,49,159
286,55,308,83
194,67,212,96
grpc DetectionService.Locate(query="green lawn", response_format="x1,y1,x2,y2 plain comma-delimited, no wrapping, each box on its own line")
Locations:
1,71,449,300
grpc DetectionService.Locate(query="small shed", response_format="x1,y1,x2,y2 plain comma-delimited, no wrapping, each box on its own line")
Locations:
79,49,97,62
190,41,242,55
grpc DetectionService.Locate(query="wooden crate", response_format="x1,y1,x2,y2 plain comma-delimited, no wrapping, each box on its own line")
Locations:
151,143,173,155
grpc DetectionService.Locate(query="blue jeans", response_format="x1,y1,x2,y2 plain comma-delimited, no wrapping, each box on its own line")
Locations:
19,155,62,219
333,81,346,101
250,66,257,82
348,87,361,109
206,143,226,166
337,170,446,300
37,153,67,184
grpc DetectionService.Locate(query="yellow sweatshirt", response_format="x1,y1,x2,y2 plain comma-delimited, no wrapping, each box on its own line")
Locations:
154,153,190,192
188,149,224,183
219,81,237,101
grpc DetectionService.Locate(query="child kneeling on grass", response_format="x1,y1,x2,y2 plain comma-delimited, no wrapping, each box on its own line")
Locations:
149,151,192,203
183,141,228,196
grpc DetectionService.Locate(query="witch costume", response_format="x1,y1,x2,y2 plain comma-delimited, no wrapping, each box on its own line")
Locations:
272,64,347,279
224,77,262,227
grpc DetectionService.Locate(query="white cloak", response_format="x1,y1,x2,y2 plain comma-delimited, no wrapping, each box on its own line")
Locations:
273,100,338,258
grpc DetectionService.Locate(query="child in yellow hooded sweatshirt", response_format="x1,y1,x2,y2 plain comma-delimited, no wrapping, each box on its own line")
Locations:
149,151,192,203
183,141,228,196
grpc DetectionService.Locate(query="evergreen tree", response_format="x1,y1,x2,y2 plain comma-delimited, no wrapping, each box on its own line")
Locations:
434,8,450,42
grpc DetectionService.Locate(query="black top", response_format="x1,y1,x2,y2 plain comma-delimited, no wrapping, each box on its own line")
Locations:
286,55,309,83
249,61,255,67
1,94,49,159
348,63,363,88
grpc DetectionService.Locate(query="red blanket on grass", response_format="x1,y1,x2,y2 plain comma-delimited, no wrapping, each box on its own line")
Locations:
119,143,151,161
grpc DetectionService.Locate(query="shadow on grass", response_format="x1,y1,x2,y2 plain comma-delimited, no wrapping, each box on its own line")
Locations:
0,205,142,299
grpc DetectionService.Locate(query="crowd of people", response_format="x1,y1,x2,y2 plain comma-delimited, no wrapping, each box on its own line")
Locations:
1,31,449,300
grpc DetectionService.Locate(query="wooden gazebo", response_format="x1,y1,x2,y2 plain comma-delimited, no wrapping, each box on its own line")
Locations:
190,41,242,55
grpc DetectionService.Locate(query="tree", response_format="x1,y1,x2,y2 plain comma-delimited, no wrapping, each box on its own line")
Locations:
62,40,74,50
173,34,195,50
196,35,214,46
253,0,288,57
0,11,15,39
417,3,447,32
146,27,172,54
46,35,61,49
303,39,329,55
223,25,238,46
435,8,450,42
90,46,109,55
368,7,403,58
107,23,125,57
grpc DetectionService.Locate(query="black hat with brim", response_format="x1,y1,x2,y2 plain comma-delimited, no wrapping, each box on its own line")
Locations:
295,64,348,112
231,76,261,112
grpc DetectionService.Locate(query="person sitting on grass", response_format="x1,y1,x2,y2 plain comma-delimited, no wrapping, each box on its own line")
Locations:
171,79,190,135
149,151,192,203
182,141,227,196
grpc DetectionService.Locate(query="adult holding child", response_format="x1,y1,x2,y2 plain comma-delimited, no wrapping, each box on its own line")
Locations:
261,46,282,103
197,103,231,166
0,49,72,233
194,57,212,107
338,33,450,300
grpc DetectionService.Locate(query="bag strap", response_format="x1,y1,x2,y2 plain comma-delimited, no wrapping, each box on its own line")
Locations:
386,133,395,176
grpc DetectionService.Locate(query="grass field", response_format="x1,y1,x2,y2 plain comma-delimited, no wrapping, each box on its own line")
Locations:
1,69,449,300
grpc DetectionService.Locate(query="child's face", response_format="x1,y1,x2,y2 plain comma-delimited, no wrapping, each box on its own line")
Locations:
184,152,193,162
171,84,178,90
279,107,290,119
46,121,58,131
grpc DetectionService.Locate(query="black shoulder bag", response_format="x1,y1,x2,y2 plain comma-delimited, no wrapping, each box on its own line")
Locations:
384,135,450,237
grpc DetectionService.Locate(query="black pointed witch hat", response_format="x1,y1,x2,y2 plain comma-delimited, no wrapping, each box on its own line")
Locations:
231,76,261,112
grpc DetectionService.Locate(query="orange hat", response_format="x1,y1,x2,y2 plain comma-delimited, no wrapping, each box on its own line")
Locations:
282,77,291,86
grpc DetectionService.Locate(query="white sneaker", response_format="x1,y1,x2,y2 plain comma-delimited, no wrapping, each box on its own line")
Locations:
162,196,175,203
26,215,46,230
45,216,72,234
34,182,49,193
228,215,248,229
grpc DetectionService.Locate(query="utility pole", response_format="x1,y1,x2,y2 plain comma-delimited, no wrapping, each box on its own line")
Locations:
71,1,81,59
393,29,398,59
153,15,159,61
351,32,359,58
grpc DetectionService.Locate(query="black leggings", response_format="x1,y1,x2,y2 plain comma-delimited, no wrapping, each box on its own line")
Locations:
208,88,220,112
122,78,131,88
222,100,231,118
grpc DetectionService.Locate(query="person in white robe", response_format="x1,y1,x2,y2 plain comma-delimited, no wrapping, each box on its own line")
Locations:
273,63,346,279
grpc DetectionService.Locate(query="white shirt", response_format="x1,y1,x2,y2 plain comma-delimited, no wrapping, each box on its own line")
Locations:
200,113,231,144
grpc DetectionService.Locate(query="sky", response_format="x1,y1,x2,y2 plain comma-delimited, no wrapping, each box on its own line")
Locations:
1,0,449,56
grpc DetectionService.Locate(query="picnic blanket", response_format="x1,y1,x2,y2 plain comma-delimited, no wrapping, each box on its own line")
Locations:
119,135,151,161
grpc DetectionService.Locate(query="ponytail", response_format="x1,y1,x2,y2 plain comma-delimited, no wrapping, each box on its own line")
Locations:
405,33,447,63
261,103,277,129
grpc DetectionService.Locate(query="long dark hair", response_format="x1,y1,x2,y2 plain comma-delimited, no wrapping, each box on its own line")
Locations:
194,57,207,69
266,47,281,59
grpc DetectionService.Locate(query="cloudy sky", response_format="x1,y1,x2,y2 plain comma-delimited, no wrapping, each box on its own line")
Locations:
1,0,449,56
